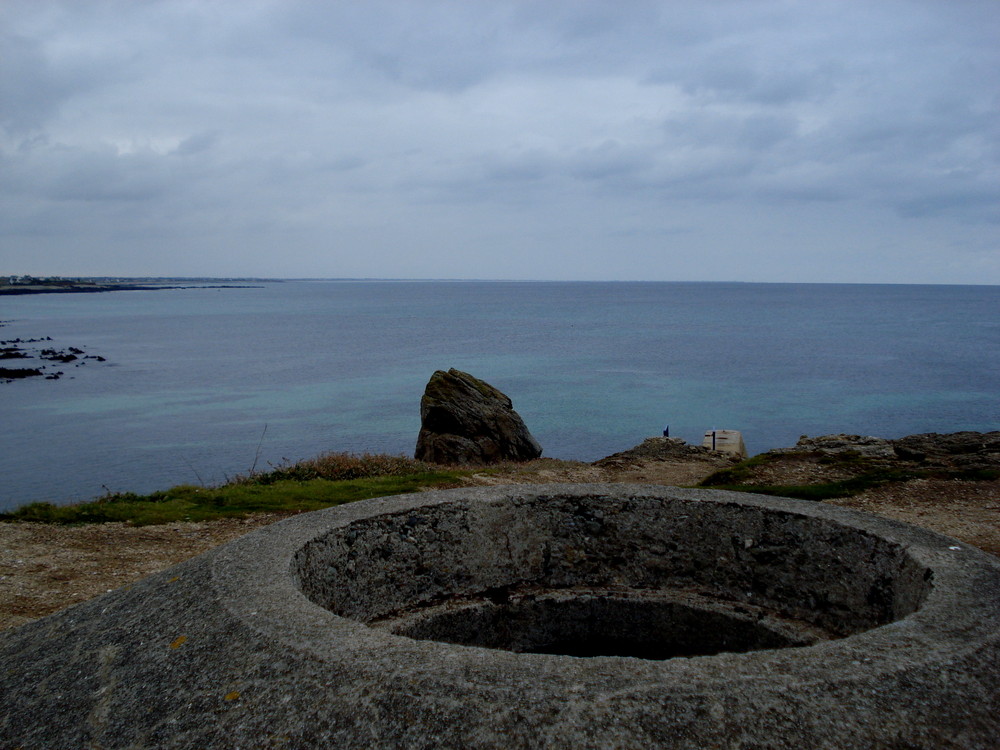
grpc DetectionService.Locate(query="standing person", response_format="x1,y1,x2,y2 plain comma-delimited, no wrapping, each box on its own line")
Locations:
662,425,669,437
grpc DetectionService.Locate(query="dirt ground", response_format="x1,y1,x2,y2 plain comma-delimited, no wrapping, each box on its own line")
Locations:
830,478,1000,558
2,459,998,632
0,514,290,631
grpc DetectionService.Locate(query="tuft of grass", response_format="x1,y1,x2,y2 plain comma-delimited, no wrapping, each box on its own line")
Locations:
0,453,470,526
953,468,1000,482
699,454,777,487
703,475,906,502
233,452,435,485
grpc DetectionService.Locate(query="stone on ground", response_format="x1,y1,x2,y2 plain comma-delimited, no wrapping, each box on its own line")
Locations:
414,368,542,464
593,436,739,469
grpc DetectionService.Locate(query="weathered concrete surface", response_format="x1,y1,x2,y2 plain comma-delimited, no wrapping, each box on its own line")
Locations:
701,429,748,458
1,485,999,749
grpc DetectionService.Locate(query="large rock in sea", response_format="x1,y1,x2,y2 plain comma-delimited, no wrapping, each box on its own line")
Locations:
415,368,542,464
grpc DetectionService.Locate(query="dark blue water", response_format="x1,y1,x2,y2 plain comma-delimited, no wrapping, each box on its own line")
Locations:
2,281,997,510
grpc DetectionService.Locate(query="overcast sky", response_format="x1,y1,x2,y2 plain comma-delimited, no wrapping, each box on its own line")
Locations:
2,1,998,283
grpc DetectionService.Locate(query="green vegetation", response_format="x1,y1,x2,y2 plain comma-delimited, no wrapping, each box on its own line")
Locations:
230,452,440,485
0,453,470,526
7,447,995,525
700,452,999,502
700,474,910,501
696,454,775,487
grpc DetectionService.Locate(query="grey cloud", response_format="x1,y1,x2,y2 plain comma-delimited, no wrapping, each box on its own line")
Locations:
0,0,997,282
896,186,1000,223
172,131,219,157
657,46,841,106
662,112,798,151
475,141,648,191
277,2,509,93
484,149,555,183
42,147,172,203
566,141,649,181
0,33,74,134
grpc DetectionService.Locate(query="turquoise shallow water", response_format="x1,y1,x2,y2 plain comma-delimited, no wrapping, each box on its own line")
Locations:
2,280,998,510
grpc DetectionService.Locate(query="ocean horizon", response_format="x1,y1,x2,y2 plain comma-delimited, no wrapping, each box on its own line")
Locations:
2,279,998,511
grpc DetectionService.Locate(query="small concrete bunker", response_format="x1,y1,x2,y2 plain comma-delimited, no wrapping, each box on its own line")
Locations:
2,485,999,748
297,490,927,658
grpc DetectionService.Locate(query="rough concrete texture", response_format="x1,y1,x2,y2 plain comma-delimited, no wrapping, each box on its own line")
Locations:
1,484,999,749
701,429,748,458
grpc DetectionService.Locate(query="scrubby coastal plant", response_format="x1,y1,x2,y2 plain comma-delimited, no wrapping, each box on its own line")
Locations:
0,453,468,526
700,452,999,501
234,452,436,485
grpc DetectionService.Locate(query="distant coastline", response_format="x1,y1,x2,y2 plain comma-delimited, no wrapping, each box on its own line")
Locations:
0,276,276,295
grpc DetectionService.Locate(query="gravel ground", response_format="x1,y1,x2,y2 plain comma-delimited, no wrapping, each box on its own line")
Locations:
0,514,290,631
830,478,1000,557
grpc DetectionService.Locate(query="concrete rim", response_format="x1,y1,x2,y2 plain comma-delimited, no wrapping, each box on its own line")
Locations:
4,483,999,748
212,484,1000,690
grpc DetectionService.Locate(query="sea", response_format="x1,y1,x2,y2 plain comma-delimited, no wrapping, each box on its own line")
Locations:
2,280,998,511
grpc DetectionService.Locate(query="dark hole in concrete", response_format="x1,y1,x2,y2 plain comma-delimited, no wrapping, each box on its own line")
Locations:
385,593,822,659
295,492,931,661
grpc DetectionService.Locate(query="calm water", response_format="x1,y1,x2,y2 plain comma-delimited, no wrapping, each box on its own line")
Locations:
2,281,997,510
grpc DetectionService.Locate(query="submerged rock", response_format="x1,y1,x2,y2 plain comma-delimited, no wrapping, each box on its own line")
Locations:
0,367,43,379
415,368,542,464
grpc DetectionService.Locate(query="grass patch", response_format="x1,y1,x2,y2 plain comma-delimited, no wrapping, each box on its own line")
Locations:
0,453,470,526
701,457,998,502
953,468,1000,482
698,454,779,487
700,451,914,500
703,474,907,501
234,452,436,485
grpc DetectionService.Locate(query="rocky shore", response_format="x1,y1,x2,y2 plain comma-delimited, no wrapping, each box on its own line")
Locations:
1,281,169,295
0,323,108,382
0,277,268,295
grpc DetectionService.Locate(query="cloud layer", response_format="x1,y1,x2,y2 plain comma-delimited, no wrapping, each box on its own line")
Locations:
2,0,998,282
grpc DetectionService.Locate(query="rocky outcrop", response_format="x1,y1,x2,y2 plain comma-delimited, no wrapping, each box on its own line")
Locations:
891,431,1000,470
780,434,897,459
0,334,106,382
415,369,542,464
706,431,1000,495
777,432,1000,469
0,367,43,380
594,437,740,469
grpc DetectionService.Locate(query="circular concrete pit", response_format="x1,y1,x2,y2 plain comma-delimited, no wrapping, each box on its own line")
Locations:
1,485,999,748
297,490,926,659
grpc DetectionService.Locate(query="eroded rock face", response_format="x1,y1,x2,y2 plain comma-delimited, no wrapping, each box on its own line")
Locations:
780,432,1000,469
788,434,896,459
415,368,542,464
593,437,739,469
892,431,1000,469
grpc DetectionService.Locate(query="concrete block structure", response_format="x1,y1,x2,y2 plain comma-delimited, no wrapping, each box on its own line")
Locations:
702,428,748,458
